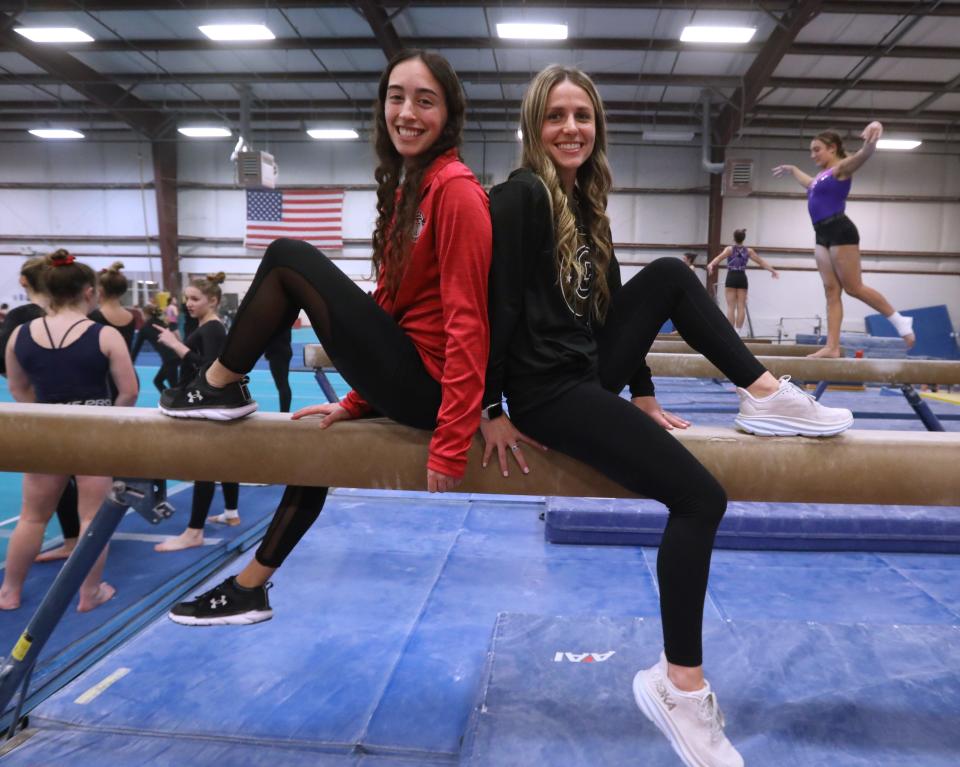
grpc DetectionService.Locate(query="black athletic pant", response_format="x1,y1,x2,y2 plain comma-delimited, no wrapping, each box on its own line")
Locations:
188,481,240,530
218,238,443,568
154,359,179,393
513,258,767,667
268,354,293,413
54,477,80,540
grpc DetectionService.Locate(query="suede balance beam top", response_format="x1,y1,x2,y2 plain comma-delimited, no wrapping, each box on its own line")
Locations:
303,345,960,385
0,404,956,506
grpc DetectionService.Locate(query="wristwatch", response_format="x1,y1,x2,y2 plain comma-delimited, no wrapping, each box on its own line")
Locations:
481,402,503,421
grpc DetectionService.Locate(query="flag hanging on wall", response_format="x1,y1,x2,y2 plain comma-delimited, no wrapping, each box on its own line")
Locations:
244,188,344,251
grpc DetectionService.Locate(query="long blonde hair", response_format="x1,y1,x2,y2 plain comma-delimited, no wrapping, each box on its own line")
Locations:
520,65,614,321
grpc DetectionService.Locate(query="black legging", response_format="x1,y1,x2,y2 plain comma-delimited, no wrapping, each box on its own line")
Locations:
188,481,240,530
268,354,292,413
154,359,179,393
54,477,80,540
514,258,767,668
218,238,443,568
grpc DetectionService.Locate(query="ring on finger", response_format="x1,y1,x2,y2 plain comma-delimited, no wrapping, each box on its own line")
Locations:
509,442,520,452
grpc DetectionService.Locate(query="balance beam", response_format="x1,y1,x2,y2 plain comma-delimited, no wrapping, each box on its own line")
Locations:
0,403,956,506
303,345,960,386
652,340,828,357
645,353,960,385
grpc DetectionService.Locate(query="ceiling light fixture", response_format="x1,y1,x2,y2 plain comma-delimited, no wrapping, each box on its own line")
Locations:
643,130,696,142
496,23,568,40
28,128,85,139
199,24,275,41
307,129,360,140
178,126,233,138
680,26,756,44
877,139,921,150
15,28,94,43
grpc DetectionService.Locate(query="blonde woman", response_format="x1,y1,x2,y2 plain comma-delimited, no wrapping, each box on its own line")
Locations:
478,65,854,767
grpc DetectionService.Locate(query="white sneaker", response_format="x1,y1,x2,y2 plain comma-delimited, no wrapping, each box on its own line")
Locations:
632,653,744,767
735,375,853,437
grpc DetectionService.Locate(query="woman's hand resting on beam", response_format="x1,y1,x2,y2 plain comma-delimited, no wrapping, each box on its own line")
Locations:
631,396,690,431
479,414,547,477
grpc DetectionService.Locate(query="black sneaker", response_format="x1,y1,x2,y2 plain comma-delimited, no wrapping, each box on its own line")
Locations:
168,576,273,626
159,365,258,421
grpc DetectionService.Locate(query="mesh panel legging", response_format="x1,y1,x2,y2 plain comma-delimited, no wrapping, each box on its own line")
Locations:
217,238,443,568
188,481,240,530
268,355,292,413
513,258,768,668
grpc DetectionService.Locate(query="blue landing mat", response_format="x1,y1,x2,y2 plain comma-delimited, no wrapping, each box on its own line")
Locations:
20,495,474,760
545,498,960,553
866,305,960,360
0,483,283,728
460,612,960,767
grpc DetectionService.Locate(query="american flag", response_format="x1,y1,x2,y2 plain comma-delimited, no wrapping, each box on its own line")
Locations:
244,188,344,250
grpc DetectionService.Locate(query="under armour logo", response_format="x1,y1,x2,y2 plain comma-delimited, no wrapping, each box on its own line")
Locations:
655,677,677,710
187,390,204,403
209,596,227,609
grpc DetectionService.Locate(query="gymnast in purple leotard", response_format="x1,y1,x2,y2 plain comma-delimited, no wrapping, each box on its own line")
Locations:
772,121,915,357
706,228,778,337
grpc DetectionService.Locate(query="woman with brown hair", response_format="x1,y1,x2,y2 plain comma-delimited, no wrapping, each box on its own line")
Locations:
161,50,492,625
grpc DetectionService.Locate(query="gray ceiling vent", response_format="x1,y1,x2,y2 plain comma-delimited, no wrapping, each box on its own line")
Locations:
723,158,754,197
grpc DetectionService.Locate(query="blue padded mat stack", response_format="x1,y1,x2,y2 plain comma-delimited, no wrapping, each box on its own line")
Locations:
866,305,959,360
544,498,960,553
795,332,909,358
460,612,960,767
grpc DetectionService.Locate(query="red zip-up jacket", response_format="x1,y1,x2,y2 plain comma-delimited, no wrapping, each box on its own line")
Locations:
340,150,492,478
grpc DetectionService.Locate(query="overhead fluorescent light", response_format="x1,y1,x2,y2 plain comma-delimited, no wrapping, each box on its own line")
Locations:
307,128,359,140
178,126,232,138
877,139,921,150
496,23,568,40
28,129,85,139
643,130,695,142
15,27,94,43
198,24,274,41
680,26,756,44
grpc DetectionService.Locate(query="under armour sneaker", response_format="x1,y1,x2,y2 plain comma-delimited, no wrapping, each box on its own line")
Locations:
633,653,744,767
735,375,853,437
159,366,258,421
168,576,272,626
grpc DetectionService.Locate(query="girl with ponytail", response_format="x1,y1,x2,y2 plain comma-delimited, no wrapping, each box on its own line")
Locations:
1,250,137,612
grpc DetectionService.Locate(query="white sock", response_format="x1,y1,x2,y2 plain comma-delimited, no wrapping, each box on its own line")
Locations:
885,311,913,336
223,508,239,520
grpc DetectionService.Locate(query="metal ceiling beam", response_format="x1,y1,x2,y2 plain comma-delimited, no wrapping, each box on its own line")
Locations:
2,37,957,61
5,69,956,95
355,0,403,60
715,0,824,146
3,99,955,123
0,12,170,137
4,1,960,15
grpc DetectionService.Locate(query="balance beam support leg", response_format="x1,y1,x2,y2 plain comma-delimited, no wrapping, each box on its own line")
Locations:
0,486,129,726
900,384,945,432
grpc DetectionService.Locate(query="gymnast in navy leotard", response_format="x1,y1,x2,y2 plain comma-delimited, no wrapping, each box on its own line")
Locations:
706,228,778,336
773,122,915,357
0,251,138,613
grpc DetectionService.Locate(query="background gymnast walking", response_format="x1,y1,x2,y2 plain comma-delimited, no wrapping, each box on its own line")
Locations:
773,122,915,357
706,228,778,337
0,251,137,611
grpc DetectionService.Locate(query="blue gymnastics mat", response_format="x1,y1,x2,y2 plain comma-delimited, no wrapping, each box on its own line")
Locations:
460,612,960,767
544,498,960,553
865,305,959,360
0,483,284,730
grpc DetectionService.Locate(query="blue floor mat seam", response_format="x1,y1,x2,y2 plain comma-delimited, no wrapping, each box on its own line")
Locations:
356,505,473,759
879,565,960,623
